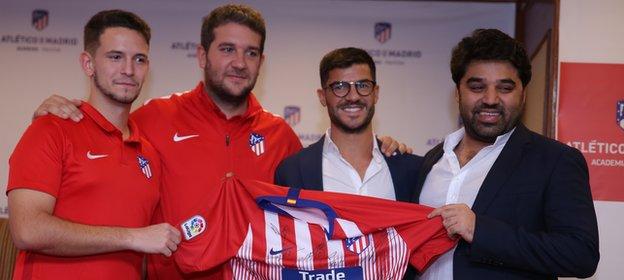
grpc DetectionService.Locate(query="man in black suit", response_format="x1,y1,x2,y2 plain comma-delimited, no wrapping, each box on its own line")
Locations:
275,47,421,202
413,29,599,279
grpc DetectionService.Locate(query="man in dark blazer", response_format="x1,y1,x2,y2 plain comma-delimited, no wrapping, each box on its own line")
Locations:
412,29,599,279
275,47,422,203
275,134,421,202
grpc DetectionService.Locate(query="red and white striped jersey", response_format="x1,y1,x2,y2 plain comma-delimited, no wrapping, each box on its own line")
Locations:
174,177,455,279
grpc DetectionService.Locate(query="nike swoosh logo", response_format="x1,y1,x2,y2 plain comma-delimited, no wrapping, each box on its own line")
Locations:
269,247,293,256
173,133,199,142
87,151,108,160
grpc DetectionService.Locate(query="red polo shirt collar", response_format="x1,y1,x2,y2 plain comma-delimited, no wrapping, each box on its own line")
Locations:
80,101,141,143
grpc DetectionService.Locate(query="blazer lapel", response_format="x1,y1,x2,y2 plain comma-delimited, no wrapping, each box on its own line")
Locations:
471,124,532,214
411,143,444,203
379,139,409,202
299,136,324,191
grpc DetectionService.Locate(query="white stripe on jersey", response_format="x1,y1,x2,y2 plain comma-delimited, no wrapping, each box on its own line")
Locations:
264,211,282,280
326,237,345,269
295,219,314,270
336,218,363,238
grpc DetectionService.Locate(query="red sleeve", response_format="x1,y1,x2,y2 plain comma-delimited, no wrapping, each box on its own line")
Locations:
7,117,65,197
130,101,163,145
283,123,303,157
130,100,159,128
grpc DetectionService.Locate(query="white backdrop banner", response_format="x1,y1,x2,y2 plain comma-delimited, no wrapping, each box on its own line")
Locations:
0,0,514,216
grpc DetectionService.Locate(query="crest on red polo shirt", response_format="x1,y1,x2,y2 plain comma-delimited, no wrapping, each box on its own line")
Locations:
249,132,266,156
137,155,152,179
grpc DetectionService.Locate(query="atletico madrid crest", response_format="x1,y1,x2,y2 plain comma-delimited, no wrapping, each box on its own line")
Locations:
249,132,266,156
375,22,391,44
345,235,370,254
32,10,49,31
617,100,624,131
284,105,301,126
137,155,152,179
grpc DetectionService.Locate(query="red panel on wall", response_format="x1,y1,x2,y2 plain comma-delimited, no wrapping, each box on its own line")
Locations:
558,62,624,201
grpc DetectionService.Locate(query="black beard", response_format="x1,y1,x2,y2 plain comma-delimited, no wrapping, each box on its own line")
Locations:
94,72,137,104
205,80,251,107
329,102,375,134
204,59,254,107
460,102,519,143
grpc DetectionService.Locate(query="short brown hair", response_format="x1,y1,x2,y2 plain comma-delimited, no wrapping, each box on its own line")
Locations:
83,9,151,54
200,4,266,53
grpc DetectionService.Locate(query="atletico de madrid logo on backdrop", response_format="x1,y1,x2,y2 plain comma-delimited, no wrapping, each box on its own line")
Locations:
284,105,301,126
617,100,624,131
32,10,49,31
345,235,370,254
375,22,391,44
249,132,265,156
137,155,152,179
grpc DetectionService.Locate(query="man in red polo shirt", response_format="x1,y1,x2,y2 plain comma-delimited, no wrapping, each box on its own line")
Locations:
7,10,180,280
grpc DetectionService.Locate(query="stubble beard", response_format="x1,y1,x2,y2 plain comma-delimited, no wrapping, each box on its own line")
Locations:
93,71,139,105
329,101,375,134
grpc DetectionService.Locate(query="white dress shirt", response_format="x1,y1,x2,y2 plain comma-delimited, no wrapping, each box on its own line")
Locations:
418,127,514,280
321,129,396,200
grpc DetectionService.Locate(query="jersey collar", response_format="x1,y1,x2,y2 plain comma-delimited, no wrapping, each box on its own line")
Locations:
257,187,338,239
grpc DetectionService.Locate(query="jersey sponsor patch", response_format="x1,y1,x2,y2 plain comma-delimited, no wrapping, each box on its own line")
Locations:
249,132,265,156
282,267,363,280
137,155,152,179
181,215,206,240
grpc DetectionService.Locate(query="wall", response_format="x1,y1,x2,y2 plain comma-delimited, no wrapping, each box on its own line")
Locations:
558,0,624,279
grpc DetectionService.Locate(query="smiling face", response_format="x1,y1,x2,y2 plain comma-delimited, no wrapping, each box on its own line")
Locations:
317,63,379,134
457,60,526,143
83,27,149,105
199,22,264,106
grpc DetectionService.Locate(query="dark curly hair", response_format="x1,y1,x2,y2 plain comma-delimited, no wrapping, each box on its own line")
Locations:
450,29,531,87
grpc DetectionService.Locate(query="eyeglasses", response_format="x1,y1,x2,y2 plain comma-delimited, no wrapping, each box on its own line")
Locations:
324,80,376,97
